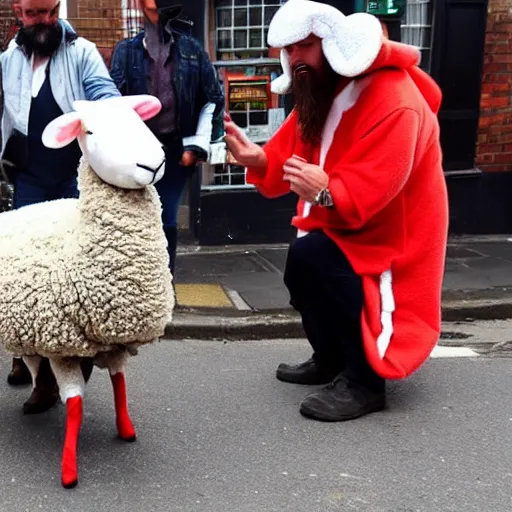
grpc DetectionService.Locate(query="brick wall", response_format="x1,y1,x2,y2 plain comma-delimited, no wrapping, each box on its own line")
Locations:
70,0,125,58
476,0,512,172
0,3,15,51
66,0,143,65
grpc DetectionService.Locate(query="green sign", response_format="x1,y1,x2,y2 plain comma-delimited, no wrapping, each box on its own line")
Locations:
365,0,405,16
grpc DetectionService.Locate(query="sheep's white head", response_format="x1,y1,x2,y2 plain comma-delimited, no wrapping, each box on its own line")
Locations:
42,95,166,189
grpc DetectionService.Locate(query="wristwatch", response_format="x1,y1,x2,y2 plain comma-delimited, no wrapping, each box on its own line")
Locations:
312,188,334,208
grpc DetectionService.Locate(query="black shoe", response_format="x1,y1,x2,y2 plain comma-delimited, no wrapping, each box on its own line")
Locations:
7,358,32,386
299,373,386,422
23,358,59,415
276,357,340,385
164,226,177,276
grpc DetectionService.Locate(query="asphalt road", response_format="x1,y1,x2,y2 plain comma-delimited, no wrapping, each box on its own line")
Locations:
0,335,511,512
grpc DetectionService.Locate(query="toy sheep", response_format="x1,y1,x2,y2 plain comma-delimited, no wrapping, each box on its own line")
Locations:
0,95,174,489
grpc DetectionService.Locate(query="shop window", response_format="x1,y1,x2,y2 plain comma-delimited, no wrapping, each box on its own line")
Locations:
215,0,281,56
401,0,433,71
202,63,284,189
229,80,270,130
208,0,286,189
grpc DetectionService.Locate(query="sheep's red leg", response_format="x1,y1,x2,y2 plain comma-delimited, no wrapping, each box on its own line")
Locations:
111,372,136,441
62,395,82,489
49,358,86,489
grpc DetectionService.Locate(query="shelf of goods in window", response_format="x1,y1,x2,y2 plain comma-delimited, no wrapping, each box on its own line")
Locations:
228,81,269,103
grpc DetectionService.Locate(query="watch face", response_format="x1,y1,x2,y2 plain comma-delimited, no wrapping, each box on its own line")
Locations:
321,189,333,207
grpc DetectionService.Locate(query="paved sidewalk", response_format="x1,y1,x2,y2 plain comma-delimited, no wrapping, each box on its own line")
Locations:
168,235,512,339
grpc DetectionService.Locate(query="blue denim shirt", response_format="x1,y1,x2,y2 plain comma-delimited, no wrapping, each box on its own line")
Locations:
110,30,225,155
0,20,120,157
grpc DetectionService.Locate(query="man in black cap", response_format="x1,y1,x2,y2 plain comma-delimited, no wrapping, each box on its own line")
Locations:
110,0,224,277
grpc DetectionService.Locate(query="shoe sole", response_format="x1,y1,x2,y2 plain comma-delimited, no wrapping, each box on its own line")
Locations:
299,402,386,422
276,373,336,385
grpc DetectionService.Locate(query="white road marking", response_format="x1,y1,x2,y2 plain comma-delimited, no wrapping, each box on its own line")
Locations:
430,345,479,358
226,289,252,311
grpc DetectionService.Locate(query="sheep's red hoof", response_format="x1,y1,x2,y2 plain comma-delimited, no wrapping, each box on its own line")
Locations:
117,414,136,442
62,477,78,489
119,432,137,443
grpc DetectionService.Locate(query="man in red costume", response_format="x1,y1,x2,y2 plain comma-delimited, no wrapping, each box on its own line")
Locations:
225,0,448,422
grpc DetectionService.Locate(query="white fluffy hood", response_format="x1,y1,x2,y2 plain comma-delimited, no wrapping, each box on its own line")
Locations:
267,0,383,94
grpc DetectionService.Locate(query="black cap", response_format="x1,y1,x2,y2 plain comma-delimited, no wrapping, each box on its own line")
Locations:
155,0,182,18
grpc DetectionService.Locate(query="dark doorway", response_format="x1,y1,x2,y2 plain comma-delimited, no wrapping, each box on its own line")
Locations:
430,0,489,171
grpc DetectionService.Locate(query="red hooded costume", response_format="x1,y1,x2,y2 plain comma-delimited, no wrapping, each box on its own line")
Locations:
246,2,449,380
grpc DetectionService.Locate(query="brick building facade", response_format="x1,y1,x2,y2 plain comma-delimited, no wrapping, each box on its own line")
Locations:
0,0,512,236
66,0,142,64
68,0,124,53
476,0,512,173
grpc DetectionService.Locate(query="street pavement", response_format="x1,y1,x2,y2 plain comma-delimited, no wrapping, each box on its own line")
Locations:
173,236,512,314
1,326,512,511
167,236,512,340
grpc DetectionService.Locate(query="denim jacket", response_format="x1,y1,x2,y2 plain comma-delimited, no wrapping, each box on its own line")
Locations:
110,30,224,157
0,20,120,158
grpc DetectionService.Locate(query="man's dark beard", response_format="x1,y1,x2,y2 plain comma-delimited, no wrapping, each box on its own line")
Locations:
17,23,62,58
291,63,338,146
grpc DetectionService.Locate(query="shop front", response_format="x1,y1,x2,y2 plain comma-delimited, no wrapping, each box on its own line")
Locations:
198,0,456,244
199,52,297,244
197,0,492,244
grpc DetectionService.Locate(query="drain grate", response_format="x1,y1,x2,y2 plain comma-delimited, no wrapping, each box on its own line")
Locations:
439,331,472,340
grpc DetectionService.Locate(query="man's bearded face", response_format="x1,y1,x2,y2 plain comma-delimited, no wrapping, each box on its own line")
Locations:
291,57,338,146
17,0,62,57
18,22,62,57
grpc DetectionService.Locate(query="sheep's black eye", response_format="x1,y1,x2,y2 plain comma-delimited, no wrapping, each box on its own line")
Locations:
86,130,93,135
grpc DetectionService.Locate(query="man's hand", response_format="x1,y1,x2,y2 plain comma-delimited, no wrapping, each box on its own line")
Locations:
180,150,198,167
283,155,329,202
224,113,267,171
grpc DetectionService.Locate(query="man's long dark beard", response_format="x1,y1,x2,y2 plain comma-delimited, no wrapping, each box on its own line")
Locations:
17,23,62,58
291,63,338,146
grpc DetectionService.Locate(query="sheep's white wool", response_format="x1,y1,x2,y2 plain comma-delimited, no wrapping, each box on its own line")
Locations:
267,0,383,94
0,159,174,358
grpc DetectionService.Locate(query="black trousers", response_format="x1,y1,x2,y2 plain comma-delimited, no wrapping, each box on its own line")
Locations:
283,231,384,391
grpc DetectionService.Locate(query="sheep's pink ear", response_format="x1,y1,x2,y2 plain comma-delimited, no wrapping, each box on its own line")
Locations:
120,95,162,121
42,112,83,149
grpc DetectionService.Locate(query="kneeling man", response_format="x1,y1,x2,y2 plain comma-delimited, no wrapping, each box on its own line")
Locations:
224,0,448,422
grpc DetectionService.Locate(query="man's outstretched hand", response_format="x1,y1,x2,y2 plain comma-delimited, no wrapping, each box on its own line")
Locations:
224,113,267,171
283,155,329,203
180,151,198,167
